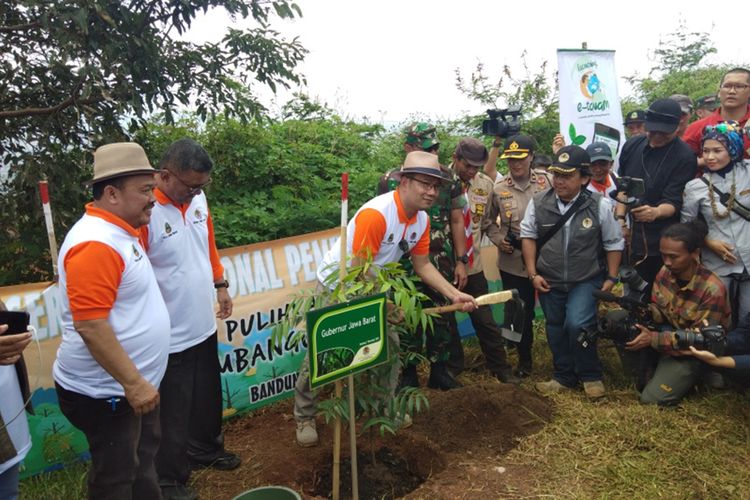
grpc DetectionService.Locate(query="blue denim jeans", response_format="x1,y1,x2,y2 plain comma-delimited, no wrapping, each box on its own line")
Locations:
0,463,20,500
538,278,603,387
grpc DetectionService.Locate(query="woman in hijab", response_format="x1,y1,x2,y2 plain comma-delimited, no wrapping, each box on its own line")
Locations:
682,121,750,327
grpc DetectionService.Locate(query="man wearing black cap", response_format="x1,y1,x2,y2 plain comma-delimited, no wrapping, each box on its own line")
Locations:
684,68,750,164
486,135,552,377
623,110,647,138
520,145,624,399
450,138,519,384
616,98,697,291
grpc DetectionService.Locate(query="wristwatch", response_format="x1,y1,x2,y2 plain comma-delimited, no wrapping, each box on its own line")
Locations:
605,275,619,284
214,279,229,289
458,254,469,264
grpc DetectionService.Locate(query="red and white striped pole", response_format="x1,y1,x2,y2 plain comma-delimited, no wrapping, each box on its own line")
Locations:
38,180,59,279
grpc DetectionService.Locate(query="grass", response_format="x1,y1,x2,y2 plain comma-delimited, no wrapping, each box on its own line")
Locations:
20,323,750,499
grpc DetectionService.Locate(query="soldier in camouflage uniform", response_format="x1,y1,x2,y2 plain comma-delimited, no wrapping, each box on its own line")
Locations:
485,134,552,377
377,122,468,390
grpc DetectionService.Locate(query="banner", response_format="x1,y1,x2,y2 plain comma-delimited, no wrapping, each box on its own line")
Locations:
557,49,625,161
1,231,512,478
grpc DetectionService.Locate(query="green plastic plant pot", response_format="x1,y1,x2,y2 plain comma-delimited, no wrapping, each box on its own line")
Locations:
232,486,301,500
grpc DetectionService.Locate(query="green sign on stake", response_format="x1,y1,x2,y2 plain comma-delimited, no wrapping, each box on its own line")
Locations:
306,293,388,389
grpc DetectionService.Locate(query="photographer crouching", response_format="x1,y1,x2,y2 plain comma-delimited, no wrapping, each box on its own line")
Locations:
624,220,731,405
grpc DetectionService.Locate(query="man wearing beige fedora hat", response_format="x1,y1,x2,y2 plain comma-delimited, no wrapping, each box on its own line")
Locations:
53,142,170,499
377,124,469,392
294,151,479,447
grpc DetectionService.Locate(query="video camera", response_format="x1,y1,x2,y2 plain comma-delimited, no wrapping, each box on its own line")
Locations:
611,176,645,207
482,106,522,138
578,266,651,347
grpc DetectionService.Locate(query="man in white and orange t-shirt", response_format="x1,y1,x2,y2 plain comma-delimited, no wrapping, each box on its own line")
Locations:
294,151,478,447
140,138,236,500
585,141,618,210
54,142,170,499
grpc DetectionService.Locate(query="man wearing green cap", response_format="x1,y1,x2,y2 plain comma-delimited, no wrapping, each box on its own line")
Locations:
377,123,468,390
521,145,624,400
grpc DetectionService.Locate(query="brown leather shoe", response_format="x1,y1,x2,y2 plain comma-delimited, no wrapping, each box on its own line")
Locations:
583,380,606,400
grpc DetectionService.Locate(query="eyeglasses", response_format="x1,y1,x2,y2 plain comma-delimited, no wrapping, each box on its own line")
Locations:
409,176,442,193
721,83,750,91
165,169,212,194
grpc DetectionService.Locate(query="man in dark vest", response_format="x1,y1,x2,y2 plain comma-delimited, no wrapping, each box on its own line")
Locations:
520,146,624,399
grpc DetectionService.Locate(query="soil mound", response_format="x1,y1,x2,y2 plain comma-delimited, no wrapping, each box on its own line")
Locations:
194,380,553,499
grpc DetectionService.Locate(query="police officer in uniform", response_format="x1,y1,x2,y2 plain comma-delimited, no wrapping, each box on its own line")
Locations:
486,135,552,377
377,123,468,390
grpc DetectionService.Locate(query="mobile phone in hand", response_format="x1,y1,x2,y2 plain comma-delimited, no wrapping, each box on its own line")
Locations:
0,311,30,335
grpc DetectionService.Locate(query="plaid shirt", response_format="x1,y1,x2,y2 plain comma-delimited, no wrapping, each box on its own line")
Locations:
648,264,730,352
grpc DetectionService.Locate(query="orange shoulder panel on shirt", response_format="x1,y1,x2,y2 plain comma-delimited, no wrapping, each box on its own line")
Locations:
352,208,387,259
206,212,224,281
411,219,431,256
64,241,125,321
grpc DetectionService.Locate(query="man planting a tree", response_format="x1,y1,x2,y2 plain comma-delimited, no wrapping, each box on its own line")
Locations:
293,151,478,447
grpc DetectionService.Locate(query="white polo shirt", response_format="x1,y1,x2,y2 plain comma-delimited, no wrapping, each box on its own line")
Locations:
317,190,430,286
54,205,171,398
142,189,224,353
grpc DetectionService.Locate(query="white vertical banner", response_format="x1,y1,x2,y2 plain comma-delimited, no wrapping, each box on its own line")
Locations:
557,49,625,160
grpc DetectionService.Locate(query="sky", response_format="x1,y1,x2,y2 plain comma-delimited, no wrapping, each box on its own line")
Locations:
191,0,749,124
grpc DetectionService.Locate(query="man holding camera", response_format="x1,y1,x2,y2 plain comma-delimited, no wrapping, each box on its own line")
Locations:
625,221,730,405
616,98,697,294
521,146,624,399
485,135,552,377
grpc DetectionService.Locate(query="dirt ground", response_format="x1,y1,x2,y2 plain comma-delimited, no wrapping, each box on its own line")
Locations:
192,380,553,499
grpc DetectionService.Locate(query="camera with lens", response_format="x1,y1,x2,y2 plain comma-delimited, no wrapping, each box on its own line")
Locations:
505,230,522,250
482,106,522,138
673,325,727,356
612,176,646,206
578,266,652,347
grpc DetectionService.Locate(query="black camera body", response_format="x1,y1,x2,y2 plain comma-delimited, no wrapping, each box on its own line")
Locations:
578,309,654,347
578,266,652,348
674,325,727,356
482,106,522,138
612,176,646,207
